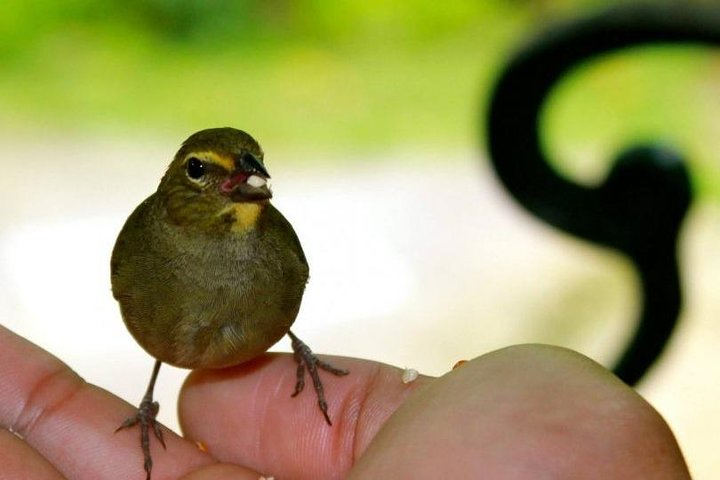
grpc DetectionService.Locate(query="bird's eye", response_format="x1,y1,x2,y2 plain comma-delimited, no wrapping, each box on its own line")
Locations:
186,157,205,180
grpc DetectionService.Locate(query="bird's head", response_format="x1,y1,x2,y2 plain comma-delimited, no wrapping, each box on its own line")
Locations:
158,127,273,232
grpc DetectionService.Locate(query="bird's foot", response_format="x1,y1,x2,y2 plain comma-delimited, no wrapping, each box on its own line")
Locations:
116,395,166,480
288,330,349,426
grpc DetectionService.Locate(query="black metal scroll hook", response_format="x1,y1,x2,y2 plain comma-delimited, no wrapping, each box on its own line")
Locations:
486,3,720,385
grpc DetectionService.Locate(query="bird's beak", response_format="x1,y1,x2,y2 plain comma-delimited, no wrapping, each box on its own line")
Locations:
219,154,272,202
237,153,271,179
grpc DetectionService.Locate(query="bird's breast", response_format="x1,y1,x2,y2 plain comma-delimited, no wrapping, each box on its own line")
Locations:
118,220,307,368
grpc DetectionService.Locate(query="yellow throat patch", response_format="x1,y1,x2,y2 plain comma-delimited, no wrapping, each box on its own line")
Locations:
219,203,262,233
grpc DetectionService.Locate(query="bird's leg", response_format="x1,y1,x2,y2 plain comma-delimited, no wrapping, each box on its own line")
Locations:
288,330,349,426
116,360,165,480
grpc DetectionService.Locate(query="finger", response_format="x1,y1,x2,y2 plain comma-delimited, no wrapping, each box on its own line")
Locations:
0,428,66,479
179,353,430,480
0,324,215,480
349,344,691,479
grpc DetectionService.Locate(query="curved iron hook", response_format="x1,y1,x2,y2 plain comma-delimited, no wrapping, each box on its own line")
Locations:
486,3,720,385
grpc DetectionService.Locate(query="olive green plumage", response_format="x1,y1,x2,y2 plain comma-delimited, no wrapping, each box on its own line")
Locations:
111,127,309,369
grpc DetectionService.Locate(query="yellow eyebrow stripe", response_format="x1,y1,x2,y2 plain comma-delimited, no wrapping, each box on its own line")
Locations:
184,151,234,171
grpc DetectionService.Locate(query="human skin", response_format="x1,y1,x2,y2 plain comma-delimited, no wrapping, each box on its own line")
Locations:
0,324,690,479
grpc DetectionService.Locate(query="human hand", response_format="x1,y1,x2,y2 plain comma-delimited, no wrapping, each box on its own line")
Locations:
0,324,690,479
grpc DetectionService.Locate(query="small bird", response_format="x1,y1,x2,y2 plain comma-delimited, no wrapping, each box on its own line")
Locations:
111,127,348,479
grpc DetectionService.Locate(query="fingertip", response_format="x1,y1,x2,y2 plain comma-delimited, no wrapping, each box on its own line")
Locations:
350,344,691,479
178,353,431,479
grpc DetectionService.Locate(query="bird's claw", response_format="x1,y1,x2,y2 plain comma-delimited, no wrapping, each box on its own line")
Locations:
288,330,349,426
116,397,165,480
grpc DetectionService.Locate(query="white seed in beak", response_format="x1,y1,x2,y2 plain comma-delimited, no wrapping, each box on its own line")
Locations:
247,175,267,188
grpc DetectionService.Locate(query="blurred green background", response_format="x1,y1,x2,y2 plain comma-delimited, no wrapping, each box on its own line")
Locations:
2,0,720,197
